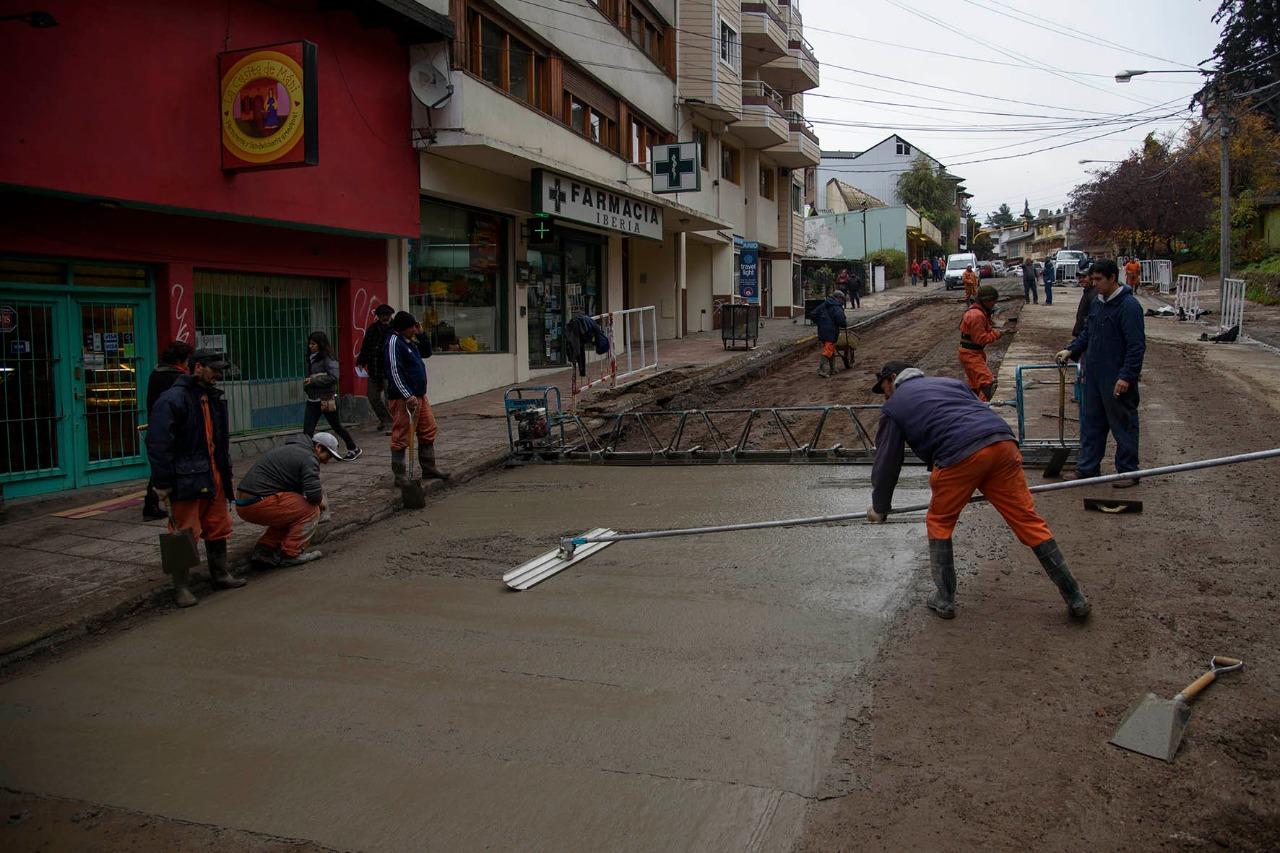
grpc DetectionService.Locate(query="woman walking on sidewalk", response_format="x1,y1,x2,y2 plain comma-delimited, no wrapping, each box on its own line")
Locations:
303,332,361,460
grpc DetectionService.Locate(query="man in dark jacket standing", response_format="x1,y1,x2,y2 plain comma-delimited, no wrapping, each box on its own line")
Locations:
866,361,1089,620
1057,259,1146,487
807,291,847,377
356,303,395,433
385,311,449,486
146,348,244,607
235,432,342,567
1072,276,1099,339
1022,259,1039,304
142,339,193,520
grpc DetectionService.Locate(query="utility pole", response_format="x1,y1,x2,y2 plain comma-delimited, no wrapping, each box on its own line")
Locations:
1219,119,1231,313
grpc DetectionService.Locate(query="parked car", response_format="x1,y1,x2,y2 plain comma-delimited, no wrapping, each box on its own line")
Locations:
943,252,979,290
1053,249,1087,283
992,260,1006,275
978,261,996,279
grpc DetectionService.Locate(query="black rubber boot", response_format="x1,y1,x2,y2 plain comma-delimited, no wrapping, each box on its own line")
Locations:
420,443,451,480
1033,538,1090,618
171,563,198,608
142,486,167,521
206,539,246,590
927,538,957,619
391,449,408,487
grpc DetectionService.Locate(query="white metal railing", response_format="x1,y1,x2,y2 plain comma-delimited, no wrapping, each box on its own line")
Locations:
1137,259,1173,292
573,306,659,401
1056,261,1079,283
742,79,785,115
1221,278,1245,336
1174,274,1202,318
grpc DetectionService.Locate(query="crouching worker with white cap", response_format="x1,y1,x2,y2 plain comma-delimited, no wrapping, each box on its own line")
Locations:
234,432,343,568
866,361,1090,620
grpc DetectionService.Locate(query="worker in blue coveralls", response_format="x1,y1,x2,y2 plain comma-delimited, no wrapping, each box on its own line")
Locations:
1055,258,1146,488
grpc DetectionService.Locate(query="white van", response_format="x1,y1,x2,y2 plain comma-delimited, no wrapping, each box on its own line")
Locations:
943,253,978,290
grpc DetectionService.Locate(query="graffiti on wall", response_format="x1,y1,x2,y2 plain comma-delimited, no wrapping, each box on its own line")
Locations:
350,286,384,365
170,282,192,343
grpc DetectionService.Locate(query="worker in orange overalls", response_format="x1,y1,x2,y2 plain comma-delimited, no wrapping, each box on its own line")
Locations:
1124,258,1142,289
958,284,1004,401
962,263,980,304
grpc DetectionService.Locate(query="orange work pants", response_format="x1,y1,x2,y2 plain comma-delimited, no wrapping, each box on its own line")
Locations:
235,493,320,557
926,440,1053,547
821,341,837,358
169,489,233,543
958,348,994,398
388,396,438,451
964,281,978,302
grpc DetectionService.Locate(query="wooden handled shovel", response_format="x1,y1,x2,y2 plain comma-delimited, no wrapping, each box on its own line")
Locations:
1109,656,1245,762
400,400,427,510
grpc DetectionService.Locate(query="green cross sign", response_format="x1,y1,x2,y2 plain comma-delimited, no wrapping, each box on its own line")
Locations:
652,143,699,194
532,219,553,240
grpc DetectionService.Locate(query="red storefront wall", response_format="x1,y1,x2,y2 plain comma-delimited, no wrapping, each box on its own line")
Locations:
0,0,422,388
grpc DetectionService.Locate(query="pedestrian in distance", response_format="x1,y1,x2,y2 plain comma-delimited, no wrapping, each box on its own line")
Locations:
385,311,450,486
808,290,847,378
962,263,979,304
1056,259,1146,488
303,331,361,460
141,338,194,521
936,256,944,283
835,266,850,298
356,303,396,434
1042,256,1055,305
235,431,344,568
1124,257,1142,289
145,348,245,607
866,361,1090,620
1072,272,1100,339
910,259,920,286
958,284,1005,401
1022,258,1039,304
920,257,932,287
849,265,863,308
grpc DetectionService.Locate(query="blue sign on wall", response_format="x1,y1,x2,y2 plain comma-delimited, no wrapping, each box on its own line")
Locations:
738,241,759,304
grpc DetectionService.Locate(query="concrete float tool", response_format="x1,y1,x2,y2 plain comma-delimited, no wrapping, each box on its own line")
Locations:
503,448,1280,590
1110,655,1244,762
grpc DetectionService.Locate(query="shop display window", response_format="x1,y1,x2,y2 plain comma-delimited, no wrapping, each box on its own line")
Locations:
410,201,510,354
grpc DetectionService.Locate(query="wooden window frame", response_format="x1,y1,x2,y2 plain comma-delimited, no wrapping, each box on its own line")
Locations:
719,19,739,70
759,166,774,200
581,0,675,77
465,6,545,111
721,144,740,184
695,128,709,171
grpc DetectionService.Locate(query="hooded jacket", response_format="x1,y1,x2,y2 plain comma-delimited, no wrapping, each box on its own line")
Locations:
236,434,324,504
808,295,847,343
385,330,427,400
1066,284,1146,385
146,374,234,502
870,370,1015,514
357,320,392,381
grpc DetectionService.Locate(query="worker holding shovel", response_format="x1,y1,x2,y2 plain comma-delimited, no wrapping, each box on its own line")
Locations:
146,348,246,607
385,311,450,487
866,361,1090,621
958,283,1004,401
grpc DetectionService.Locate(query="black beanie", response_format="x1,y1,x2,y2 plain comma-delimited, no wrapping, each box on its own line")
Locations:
374,303,395,317
392,310,418,332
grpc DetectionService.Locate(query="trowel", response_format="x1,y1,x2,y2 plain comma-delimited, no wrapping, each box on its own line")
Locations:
1109,656,1244,762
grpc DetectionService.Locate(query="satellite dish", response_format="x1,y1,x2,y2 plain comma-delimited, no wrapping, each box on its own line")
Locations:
410,58,453,109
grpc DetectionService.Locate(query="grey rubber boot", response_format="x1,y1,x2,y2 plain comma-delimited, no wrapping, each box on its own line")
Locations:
171,563,198,608
1033,538,1091,618
927,538,957,619
391,449,408,487
817,355,831,378
206,539,246,589
419,443,451,480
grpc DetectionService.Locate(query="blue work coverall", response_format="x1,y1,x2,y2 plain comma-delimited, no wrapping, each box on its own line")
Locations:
1064,285,1146,476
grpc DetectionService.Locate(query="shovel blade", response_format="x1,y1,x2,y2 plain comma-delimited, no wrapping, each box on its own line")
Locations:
401,480,427,510
1042,448,1070,479
158,529,201,575
1108,693,1192,762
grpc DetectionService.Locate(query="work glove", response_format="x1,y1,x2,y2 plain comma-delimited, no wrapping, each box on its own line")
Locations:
866,507,887,524
1054,349,1072,366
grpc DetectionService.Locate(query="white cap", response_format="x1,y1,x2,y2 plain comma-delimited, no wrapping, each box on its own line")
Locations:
312,432,344,460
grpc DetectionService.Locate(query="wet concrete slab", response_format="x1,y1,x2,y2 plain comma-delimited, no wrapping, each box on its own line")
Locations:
0,465,930,851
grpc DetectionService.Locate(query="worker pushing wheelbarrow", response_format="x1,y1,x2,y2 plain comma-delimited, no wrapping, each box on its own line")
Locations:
808,291,857,377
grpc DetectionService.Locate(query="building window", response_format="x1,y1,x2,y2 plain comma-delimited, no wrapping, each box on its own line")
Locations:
509,37,534,102
759,166,774,200
468,9,543,108
409,199,510,354
629,116,668,170
695,128,709,170
569,96,587,135
896,140,912,156
791,180,802,214
719,20,739,69
721,144,740,183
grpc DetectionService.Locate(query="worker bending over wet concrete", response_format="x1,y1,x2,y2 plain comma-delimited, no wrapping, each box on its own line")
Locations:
866,361,1090,620
808,290,847,378
958,284,1004,401
235,432,343,567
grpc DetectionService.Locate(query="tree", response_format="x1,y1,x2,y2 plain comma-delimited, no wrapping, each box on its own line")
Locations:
1203,0,1280,129
972,231,995,260
986,203,1015,227
896,154,961,242
1021,199,1033,225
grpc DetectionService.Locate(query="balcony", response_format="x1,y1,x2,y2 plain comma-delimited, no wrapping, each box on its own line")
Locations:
760,3,820,93
741,1,788,64
766,110,820,168
735,80,789,148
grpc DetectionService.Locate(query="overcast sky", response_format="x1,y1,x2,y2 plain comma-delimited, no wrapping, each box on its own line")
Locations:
801,0,1223,220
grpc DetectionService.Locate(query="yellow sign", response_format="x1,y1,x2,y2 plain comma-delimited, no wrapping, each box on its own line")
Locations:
219,43,315,169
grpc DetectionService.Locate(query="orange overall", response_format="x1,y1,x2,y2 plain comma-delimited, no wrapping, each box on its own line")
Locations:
962,268,979,302
388,396,438,451
235,493,319,557
958,303,1000,399
1124,260,1141,288
169,395,233,542
927,440,1053,546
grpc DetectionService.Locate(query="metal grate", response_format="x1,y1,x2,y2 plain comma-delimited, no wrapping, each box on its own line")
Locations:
193,271,337,435
79,301,143,466
1,301,60,478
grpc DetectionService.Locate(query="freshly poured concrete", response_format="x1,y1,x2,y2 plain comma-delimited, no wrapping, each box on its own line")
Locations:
0,465,929,851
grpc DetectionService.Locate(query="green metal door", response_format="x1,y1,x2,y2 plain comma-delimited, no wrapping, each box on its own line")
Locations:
73,297,153,485
0,297,74,494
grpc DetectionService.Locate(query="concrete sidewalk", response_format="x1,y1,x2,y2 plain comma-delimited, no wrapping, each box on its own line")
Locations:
0,280,928,662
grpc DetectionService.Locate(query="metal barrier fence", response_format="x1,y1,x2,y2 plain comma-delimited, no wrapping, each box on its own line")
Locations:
1175,274,1202,317
573,305,659,401
1056,261,1079,283
1139,259,1173,292
1221,278,1246,336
